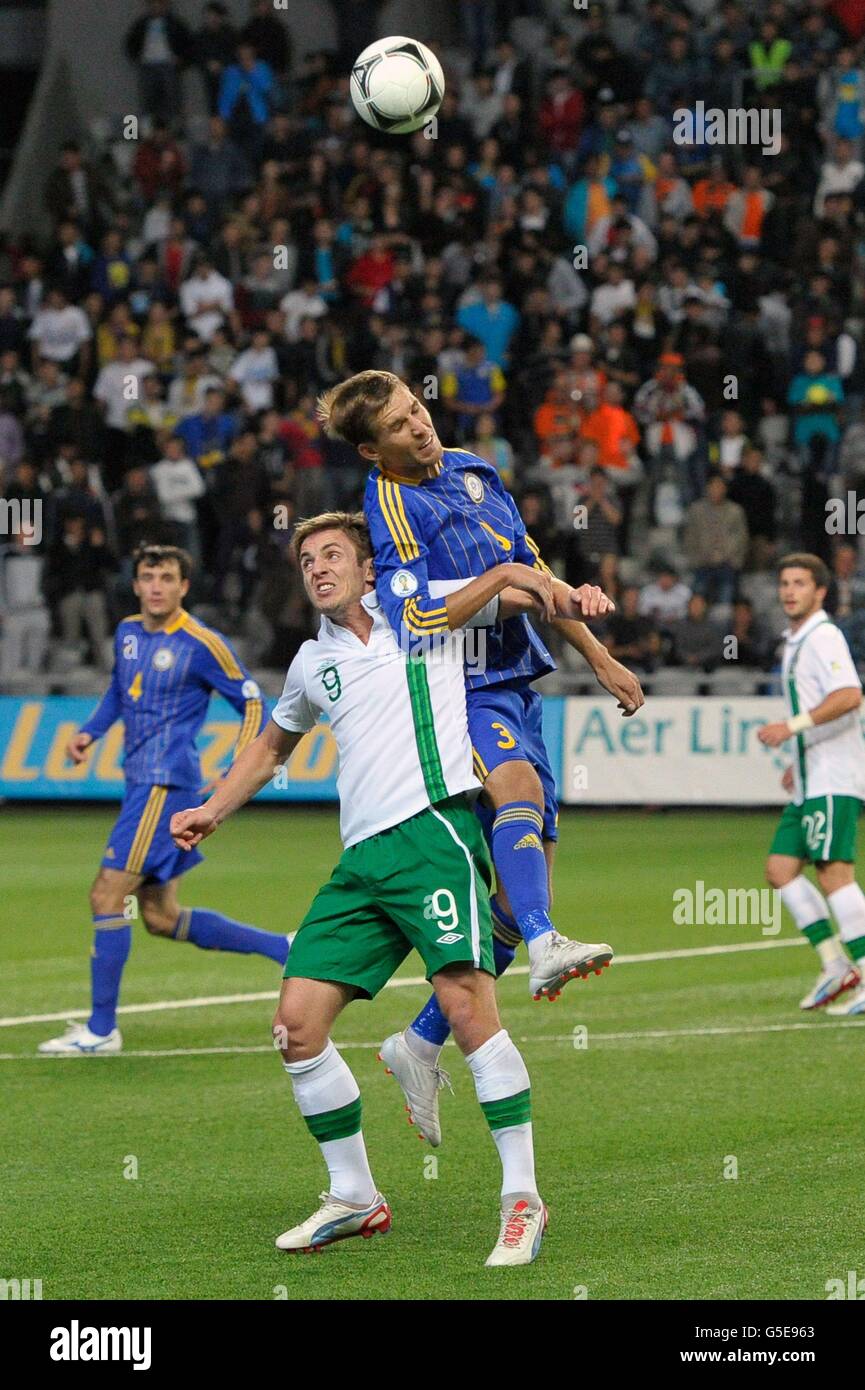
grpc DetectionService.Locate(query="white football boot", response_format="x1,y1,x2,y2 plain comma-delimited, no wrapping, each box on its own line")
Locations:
38,1021,122,1055
825,981,865,1016
378,1031,452,1147
275,1191,392,1253
485,1194,548,1267
529,932,613,1001
799,962,860,1011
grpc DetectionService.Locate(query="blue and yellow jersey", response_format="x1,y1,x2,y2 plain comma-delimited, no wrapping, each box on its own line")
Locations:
80,609,265,787
364,448,555,690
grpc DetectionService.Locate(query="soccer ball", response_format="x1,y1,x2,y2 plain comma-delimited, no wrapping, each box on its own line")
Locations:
350,36,445,135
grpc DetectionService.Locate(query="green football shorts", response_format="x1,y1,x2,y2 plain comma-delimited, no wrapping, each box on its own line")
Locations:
770,794,861,863
284,794,495,998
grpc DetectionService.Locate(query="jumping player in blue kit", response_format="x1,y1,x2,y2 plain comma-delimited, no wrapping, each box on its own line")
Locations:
317,371,645,1144
39,543,290,1056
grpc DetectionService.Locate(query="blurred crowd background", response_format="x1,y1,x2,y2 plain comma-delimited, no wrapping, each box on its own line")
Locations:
3,0,865,696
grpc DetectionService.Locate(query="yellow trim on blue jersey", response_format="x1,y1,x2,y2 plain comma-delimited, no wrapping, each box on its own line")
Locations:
390,482,422,561
403,598,449,634
234,698,263,756
377,477,413,562
163,610,189,635
525,534,552,575
181,614,243,679
472,747,490,780
385,478,416,560
378,460,443,486
122,614,144,623
125,785,168,875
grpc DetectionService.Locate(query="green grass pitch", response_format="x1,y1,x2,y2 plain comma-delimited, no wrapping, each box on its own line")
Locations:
2,805,862,1301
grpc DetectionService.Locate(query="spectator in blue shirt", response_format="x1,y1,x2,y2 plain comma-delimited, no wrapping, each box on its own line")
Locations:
176,385,237,471
456,277,520,368
787,350,845,462
218,42,275,161
441,336,506,440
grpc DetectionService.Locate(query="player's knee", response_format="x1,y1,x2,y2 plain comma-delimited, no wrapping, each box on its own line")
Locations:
140,902,177,936
89,879,122,917
273,1003,322,1059
765,859,793,889
435,969,487,1032
488,760,543,809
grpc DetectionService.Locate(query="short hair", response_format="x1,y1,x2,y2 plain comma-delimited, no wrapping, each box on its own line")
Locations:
777,552,830,589
291,511,372,565
133,543,193,580
316,371,404,447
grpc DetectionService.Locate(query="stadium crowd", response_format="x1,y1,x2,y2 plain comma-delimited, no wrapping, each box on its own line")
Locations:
3,0,865,692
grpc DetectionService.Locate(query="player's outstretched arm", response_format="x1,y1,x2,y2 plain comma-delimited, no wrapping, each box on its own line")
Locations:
444,562,556,629
758,686,862,747
170,719,302,849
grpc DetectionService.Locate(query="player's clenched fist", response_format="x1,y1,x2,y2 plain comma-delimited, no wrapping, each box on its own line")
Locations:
170,805,220,850
66,732,94,764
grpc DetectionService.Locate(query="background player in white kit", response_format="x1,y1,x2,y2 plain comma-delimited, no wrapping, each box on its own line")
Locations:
759,553,865,1014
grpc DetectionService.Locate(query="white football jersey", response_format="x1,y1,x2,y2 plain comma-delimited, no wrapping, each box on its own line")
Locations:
272,591,478,847
782,608,865,803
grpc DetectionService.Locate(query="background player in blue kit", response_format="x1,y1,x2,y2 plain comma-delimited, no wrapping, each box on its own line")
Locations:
318,371,645,1141
39,544,290,1056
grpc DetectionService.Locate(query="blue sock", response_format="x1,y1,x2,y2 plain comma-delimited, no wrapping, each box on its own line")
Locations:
409,992,452,1047
89,914,132,1036
173,908,290,964
409,898,520,1047
490,802,553,943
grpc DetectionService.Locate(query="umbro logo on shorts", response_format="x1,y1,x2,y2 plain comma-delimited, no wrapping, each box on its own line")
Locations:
514,833,543,851
436,931,464,945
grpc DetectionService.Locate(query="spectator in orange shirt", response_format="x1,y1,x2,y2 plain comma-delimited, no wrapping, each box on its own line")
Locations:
580,382,642,547
692,158,736,220
533,368,584,450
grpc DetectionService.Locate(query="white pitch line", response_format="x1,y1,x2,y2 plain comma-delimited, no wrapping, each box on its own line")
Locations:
1,1015,863,1061
0,935,807,1030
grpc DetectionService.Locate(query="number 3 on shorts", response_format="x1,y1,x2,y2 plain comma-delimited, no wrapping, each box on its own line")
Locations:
423,888,459,931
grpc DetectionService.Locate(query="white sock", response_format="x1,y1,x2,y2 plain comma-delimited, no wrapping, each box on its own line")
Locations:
404,1027,443,1065
827,883,865,963
466,1029,538,1198
283,1040,376,1206
778,876,846,968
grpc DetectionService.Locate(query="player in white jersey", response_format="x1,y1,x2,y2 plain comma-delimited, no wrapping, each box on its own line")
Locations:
170,512,598,1265
758,553,865,1013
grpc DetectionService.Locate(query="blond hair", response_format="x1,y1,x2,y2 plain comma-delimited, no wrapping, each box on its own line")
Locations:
291,511,372,564
316,370,404,447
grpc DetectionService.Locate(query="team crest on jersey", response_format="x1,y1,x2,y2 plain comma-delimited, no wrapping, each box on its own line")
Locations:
241,679,261,699
152,647,175,670
464,472,485,504
390,569,419,597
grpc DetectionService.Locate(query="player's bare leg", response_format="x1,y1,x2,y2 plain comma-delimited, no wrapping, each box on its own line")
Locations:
273,978,391,1252
39,866,143,1055
766,853,860,1009
433,964,546,1266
